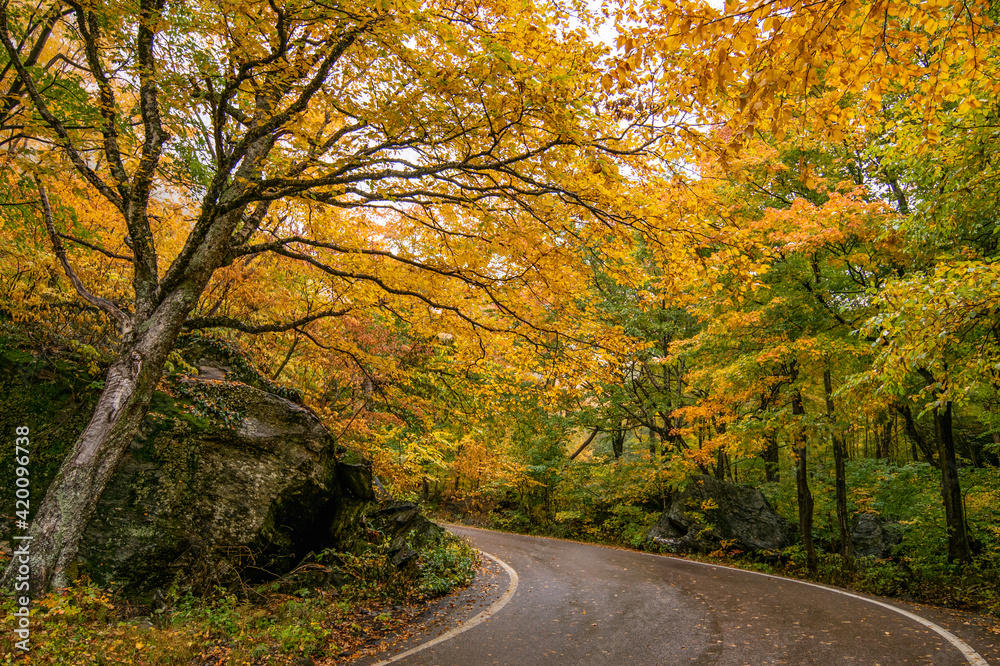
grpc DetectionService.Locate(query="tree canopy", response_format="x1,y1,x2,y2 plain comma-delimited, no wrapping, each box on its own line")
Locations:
3,0,1000,594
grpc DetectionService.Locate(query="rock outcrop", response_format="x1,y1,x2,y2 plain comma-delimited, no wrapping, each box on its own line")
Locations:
648,475,794,554
851,513,902,559
78,379,377,596
1,333,436,599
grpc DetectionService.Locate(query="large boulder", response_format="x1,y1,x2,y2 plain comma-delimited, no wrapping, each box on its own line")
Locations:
77,375,377,596
648,475,794,554
0,332,435,599
851,513,902,559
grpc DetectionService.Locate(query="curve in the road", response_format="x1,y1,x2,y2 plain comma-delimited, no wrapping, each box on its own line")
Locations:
387,527,991,665
371,551,520,666
634,548,988,666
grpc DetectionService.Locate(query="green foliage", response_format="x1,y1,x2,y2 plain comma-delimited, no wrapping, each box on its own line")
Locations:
415,533,477,597
317,530,475,601
846,459,940,519
326,542,411,600
457,452,668,550
168,586,243,635
0,531,475,664
488,508,533,533
599,505,660,549
176,332,303,403
170,380,243,430
267,597,333,656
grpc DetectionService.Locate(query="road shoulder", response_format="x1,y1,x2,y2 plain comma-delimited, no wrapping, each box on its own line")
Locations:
343,551,512,665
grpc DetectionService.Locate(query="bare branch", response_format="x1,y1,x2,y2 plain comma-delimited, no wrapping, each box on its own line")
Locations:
58,233,134,263
267,244,506,333
183,306,352,334
35,176,130,333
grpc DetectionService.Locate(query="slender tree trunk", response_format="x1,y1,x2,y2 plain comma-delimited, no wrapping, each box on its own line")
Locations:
763,435,780,482
878,418,893,461
896,402,937,465
823,369,852,565
611,429,625,460
935,401,972,563
271,333,300,381
791,388,817,573
569,428,599,460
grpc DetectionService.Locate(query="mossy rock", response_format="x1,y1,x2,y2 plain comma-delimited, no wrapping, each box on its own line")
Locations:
648,475,795,554
77,379,376,598
174,334,304,404
0,331,382,600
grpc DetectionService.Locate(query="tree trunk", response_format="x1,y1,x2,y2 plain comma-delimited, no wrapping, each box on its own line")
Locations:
569,428,600,460
878,418,893,461
611,429,625,460
1,309,185,591
763,435,780,482
823,369,852,565
2,208,242,591
896,402,937,465
791,389,817,573
935,401,972,563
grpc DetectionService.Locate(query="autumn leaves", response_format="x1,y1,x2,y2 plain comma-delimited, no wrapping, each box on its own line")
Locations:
1,0,998,589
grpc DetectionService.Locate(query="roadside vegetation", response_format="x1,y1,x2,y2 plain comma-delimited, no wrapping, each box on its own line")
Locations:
430,447,1000,616
3,0,1000,655
0,531,476,665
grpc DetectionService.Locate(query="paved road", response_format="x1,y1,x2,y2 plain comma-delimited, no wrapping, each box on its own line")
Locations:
385,526,983,665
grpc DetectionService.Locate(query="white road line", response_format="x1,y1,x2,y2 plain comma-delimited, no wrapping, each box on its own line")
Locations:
370,550,519,666
650,552,990,666
449,524,989,666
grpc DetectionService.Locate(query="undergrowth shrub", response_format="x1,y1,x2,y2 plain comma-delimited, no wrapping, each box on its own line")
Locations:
416,532,476,597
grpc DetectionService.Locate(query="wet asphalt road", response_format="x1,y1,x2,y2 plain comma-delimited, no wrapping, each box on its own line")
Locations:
390,526,977,666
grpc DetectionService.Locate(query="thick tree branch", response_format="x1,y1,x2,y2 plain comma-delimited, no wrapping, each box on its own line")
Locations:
228,200,273,250
72,4,131,201
126,0,168,309
183,306,352,334
231,26,367,163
